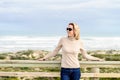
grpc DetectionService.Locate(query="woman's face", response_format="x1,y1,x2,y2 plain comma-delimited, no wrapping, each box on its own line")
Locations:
66,24,74,37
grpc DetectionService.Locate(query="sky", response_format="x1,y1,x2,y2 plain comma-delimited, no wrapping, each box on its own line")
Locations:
0,0,120,37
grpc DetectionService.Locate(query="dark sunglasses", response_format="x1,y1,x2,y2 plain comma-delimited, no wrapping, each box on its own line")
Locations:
66,28,73,31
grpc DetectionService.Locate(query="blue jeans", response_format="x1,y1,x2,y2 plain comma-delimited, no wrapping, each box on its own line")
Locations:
60,68,81,80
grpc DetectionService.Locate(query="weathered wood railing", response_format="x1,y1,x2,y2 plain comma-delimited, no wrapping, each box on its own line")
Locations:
0,60,120,80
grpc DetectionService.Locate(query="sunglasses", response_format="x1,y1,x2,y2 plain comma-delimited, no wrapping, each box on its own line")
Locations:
66,28,73,31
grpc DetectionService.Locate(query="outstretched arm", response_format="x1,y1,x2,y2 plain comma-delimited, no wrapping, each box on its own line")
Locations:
80,48,103,61
80,41,103,61
38,38,62,61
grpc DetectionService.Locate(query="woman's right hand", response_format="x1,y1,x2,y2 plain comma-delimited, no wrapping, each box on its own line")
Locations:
38,58,46,61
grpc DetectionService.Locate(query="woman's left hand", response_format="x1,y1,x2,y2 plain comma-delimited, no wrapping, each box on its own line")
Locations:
98,59,105,61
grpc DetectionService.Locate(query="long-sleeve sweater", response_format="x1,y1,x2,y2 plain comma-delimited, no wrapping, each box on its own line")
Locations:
44,36,85,68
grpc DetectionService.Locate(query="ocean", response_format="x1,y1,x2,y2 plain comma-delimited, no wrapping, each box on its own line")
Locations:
0,36,120,52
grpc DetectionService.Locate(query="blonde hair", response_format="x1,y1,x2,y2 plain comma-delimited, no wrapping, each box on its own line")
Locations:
69,23,80,40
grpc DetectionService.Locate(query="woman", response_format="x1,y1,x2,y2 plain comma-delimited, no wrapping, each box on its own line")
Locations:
38,23,103,80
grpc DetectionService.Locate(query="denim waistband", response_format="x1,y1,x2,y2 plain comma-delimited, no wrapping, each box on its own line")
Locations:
61,67,80,70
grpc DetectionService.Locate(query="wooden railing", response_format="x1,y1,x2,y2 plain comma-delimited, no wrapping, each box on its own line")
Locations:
0,60,120,80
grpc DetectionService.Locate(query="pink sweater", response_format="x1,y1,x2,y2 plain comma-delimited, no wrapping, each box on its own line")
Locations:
44,36,84,68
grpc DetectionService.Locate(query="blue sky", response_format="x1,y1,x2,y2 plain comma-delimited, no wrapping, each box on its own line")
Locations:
0,0,120,37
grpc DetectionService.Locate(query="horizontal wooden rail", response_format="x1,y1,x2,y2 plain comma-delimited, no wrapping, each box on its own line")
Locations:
0,60,120,79
0,72,120,78
0,60,120,68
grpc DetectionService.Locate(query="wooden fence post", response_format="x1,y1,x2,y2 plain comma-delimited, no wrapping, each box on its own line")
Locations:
91,67,100,80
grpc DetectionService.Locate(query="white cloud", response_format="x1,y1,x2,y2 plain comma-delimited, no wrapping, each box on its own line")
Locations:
0,0,120,36
44,0,120,10
0,0,119,13
0,0,119,24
